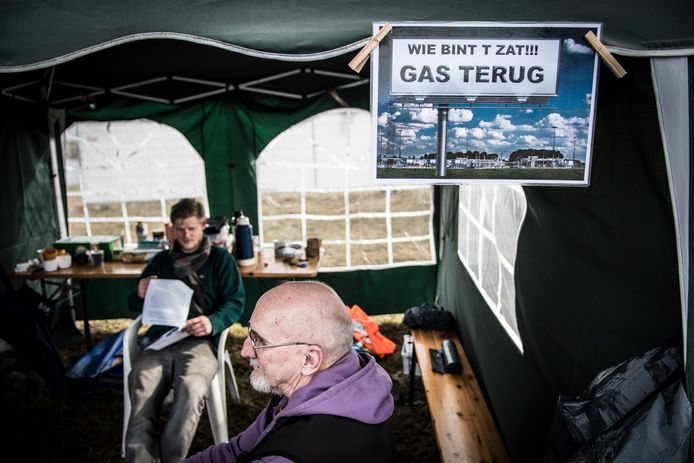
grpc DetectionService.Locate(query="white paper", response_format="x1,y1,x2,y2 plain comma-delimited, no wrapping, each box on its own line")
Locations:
145,327,191,351
142,279,193,328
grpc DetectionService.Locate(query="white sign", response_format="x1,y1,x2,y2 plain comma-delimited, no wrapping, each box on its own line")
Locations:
391,39,560,96
371,22,601,186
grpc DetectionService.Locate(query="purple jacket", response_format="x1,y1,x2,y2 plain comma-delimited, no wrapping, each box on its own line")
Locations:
184,350,394,463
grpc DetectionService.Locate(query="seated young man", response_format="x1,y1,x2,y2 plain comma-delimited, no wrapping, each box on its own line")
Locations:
125,198,245,463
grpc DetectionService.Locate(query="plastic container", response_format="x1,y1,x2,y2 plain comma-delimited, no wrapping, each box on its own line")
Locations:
53,235,122,261
204,216,230,248
401,334,421,376
135,222,148,242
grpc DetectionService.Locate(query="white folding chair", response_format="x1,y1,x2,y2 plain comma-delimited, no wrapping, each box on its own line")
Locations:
121,315,241,457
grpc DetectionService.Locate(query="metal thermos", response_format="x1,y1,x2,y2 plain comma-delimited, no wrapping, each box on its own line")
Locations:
234,215,256,266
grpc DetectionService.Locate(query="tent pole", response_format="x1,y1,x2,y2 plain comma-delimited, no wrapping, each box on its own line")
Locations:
48,108,68,239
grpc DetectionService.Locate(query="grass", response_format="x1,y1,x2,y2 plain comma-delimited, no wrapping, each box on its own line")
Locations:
0,316,441,462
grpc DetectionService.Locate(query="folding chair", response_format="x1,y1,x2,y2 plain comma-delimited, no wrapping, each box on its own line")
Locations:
121,315,240,457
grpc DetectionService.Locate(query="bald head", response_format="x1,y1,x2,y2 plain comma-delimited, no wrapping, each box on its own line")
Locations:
253,281,353,365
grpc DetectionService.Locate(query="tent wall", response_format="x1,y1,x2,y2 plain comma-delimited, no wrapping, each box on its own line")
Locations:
436,56,683,461
68,86,370,227
59,86,435,319
653,56,694,425
0,101,57,273
689,56,694,441
1,5,692,457
79,265,437,323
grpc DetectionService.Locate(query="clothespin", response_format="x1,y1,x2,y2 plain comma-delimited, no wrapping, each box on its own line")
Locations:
348,23,393,73
584,31,626,78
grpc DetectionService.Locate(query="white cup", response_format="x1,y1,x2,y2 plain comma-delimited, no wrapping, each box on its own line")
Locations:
43,259,58,272
57,254,72,269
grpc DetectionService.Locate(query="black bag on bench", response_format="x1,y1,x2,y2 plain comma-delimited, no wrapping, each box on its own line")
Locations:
403,303,457,331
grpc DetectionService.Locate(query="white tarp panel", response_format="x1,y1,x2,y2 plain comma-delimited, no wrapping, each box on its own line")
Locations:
652,57,690,361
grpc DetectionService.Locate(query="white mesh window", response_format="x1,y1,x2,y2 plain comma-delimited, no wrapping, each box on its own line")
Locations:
458,184,527,351
257,109,435,271
62,120,208,244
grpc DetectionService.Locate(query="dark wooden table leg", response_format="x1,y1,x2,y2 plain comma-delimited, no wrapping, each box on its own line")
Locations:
79,279,92,349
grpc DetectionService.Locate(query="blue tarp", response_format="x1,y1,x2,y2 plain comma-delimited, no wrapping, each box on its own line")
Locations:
66,329,125,379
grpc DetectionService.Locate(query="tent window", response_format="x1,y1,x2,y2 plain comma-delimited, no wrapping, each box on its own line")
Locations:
458,184,527,351
62,120,209,244
257,109,435,271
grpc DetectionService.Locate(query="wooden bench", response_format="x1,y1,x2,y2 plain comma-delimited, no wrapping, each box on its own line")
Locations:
409,329,511,463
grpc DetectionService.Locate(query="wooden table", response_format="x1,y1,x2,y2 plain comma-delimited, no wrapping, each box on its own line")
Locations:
13,261,146,280
11,250,322,348
238,250,321,279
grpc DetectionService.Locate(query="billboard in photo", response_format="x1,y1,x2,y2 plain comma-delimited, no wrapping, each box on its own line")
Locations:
372,22,601,185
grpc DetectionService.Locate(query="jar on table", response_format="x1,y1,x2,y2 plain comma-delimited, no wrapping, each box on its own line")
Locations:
136,221,148,243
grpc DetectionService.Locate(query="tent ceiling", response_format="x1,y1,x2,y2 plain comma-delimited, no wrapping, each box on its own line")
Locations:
0,39,368,109
1,1,693,108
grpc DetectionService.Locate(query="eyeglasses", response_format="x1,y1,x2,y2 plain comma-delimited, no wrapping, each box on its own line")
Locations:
247,324,312,355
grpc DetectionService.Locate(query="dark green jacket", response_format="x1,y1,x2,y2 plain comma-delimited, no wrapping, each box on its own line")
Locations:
128,246,245,345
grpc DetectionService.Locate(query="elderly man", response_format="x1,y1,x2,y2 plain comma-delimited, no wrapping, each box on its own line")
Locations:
125,198,245,463
184,281,395,463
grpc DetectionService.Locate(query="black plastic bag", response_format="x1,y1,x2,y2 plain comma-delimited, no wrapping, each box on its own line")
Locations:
403,303,457,331
545,344,691,463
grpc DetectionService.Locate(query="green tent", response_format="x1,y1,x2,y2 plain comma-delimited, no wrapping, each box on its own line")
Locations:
2,1,694,460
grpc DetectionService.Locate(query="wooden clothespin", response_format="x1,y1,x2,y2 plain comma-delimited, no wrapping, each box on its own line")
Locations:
584,31,626,78
348,23,393,73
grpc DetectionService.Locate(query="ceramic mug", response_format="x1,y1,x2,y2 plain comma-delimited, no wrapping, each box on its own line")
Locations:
90,249,104,267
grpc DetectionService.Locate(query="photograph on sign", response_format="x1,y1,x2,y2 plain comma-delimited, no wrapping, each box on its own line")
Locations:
372,22,601,185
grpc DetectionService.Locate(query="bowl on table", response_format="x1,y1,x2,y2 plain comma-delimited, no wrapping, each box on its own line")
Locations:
121,250,150,263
